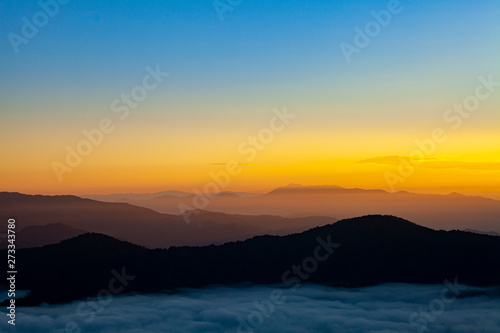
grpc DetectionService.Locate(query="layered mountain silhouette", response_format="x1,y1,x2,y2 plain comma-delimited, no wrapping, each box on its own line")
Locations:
81,190,260,202
0,192,335,248
0,223,86,249
106,184,500,232
463,229,500,237
4,215,500,306
81,190,192,202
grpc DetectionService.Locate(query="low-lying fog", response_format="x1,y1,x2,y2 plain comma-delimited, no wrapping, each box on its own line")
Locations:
2,283,499,333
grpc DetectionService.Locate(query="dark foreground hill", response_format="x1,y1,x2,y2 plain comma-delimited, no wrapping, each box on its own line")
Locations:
2,215,500,306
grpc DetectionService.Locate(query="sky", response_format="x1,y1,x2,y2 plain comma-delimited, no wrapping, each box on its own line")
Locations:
1,0,499,196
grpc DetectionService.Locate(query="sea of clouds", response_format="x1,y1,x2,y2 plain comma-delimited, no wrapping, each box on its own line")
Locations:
1,283,499,333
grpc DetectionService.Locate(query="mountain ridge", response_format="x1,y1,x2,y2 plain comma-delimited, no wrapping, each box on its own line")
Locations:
0,192,336,248
4,215,500,306
103,185,500,232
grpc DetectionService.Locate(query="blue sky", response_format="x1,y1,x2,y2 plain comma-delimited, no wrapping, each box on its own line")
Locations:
1,0,498,106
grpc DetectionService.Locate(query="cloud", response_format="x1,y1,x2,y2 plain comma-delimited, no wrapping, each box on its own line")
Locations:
1,284,499,333
359,156,500,171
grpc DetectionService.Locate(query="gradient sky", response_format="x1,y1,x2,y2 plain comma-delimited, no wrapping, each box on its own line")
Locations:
1,0,499,196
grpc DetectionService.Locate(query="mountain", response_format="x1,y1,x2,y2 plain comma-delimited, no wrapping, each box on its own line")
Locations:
464,229,500,237
5,215,500,306
80,190,261,202
0,192,180,248
0,192,335,248
80,190,192,202
0,223,86,249
118,185,500,232
188,210,336,233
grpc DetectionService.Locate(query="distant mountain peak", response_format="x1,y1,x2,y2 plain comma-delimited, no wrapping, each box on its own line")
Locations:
55,232,146,252
331,214,425,230
448,192,465,197
268,184,345,195
285,183,304,188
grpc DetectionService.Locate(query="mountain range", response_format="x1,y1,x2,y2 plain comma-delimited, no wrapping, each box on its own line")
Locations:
82,184,500,232
0,223,85,249
3,215,499,306
0,192,335,248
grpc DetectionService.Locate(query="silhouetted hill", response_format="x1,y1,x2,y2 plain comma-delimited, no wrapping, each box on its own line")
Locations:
0,192,334,248
119,185,500,232
1,223,86,249
80,190,260,202
81,190,192,202
267,184,352,195
53,233,146,257
190,210,337,233
4,215,500,306
464,229,500,237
